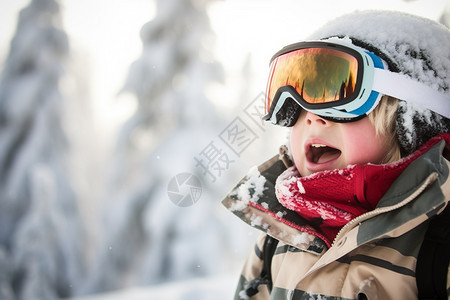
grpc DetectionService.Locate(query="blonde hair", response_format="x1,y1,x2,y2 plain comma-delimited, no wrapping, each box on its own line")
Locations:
368,96,401,163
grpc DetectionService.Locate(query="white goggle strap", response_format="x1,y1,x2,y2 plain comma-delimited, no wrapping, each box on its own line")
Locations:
372,68,450,118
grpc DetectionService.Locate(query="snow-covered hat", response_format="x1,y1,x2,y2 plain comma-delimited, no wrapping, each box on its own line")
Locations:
309,10,450,156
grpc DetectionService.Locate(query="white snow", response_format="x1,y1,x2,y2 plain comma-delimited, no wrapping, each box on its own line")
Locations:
276,211,285,218
309,10,450,139
292,233,311,245
275,166,303,199
250,213,269,229
230,166,267,211
359,277,375,290
70,274,237,300
238,288,250,300
297,181,306,194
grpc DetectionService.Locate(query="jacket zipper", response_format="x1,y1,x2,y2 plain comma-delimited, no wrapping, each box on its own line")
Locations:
295,172,440,286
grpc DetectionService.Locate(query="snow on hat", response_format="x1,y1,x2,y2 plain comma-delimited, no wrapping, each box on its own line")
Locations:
309,10,450,156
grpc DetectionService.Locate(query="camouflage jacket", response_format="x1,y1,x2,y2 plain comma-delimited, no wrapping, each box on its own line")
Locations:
222,136,450,300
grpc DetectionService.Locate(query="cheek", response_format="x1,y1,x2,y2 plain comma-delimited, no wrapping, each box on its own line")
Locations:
290,128,301,158
289,124,305,167
342,122,388,164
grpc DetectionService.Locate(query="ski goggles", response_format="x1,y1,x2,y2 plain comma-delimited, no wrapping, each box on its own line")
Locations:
263,40,450,125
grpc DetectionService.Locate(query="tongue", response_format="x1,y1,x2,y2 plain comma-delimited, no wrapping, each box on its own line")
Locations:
317,149,341,163
312,147,341,164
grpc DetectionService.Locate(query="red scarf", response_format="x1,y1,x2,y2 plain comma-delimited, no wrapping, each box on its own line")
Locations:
275,134,449,246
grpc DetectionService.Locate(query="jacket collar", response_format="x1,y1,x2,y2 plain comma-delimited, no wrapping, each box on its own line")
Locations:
222,134,450,253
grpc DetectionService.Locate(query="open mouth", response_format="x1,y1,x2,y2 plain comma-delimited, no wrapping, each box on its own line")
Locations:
307,143,341,164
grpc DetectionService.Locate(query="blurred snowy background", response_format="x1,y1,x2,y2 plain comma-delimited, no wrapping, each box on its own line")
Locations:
0,0,448,299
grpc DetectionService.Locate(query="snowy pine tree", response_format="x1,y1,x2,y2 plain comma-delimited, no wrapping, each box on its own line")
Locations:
0,0,85,298
81,0,243,293
440,2,450,28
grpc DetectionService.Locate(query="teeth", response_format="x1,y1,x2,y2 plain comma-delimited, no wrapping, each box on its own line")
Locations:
311,144,327,148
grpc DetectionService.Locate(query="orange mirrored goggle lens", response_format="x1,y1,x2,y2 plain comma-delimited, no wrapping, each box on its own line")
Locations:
265,47,359,114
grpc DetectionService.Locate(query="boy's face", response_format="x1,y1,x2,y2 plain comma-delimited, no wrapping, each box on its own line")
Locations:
290,110,389,176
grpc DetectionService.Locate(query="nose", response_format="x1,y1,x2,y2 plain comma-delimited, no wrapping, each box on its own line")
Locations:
304,111,330,126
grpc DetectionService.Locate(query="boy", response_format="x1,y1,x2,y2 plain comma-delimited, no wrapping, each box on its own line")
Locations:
222,10,450,299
